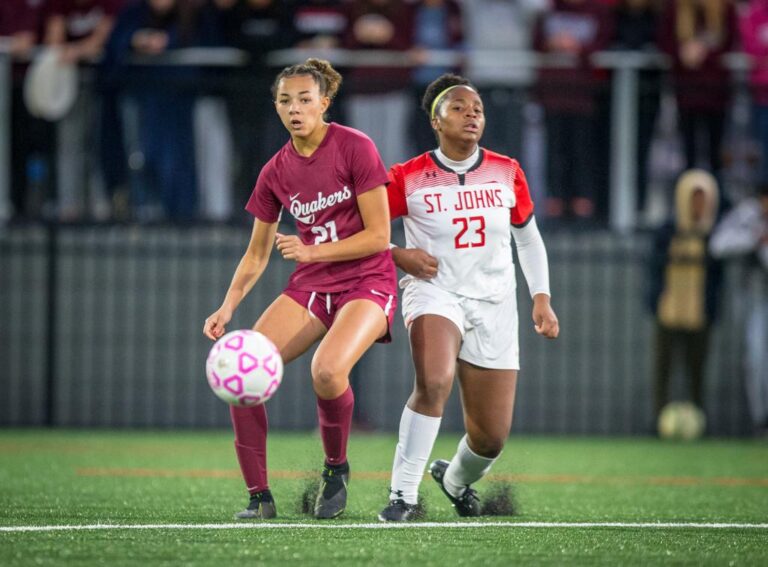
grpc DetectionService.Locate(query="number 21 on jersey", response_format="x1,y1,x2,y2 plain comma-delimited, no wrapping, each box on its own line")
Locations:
311,220,339,244
453,216,485,249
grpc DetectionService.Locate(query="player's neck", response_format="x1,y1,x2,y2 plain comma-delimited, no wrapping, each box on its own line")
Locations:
291,122,330,157
438,141,478,163
435,145,479,174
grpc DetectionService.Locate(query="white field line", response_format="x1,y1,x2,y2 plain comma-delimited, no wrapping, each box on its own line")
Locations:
2,521,768,533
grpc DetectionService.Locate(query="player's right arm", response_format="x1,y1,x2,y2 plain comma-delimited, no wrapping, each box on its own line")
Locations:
391,247,438,279
203,219,278,340
386,161,439,279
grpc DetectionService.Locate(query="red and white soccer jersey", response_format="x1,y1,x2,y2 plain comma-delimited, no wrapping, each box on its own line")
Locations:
387,149,534,303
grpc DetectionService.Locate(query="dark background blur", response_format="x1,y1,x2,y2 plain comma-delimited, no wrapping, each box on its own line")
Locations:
1,0,766,436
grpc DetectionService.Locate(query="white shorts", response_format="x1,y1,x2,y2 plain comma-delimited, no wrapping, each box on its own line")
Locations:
401,279,519,370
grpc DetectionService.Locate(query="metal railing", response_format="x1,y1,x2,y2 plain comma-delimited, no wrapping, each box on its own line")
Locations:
0,45,751,230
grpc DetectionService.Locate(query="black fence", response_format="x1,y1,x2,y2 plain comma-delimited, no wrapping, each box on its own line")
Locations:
0,223,753,435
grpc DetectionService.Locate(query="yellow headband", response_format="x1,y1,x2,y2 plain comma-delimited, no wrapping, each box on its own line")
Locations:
430,85,464,120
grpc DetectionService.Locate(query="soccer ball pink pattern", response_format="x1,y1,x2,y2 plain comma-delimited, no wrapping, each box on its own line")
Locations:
205,330,284,406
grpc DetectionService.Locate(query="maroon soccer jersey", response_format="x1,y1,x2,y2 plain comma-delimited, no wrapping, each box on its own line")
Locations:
246,122,396,293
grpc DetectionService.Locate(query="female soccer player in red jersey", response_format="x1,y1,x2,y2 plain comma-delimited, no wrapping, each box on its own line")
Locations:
378,74,560,522
203,58,397,521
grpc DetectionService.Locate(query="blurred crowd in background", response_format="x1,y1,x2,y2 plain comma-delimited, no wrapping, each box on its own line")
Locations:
1,0,767,435
0,0,766,227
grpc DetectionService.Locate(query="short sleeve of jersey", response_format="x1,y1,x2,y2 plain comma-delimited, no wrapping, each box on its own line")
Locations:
347,133,389,196
386,164,408,220
510,161,534,227
245,166,282,223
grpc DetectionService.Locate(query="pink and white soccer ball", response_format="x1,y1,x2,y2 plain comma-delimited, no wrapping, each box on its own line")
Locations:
205,330,284,406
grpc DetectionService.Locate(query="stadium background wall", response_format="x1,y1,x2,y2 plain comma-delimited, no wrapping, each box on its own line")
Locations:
0,223,753,435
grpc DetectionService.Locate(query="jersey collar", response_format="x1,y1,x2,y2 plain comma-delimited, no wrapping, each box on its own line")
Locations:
429,147,485,175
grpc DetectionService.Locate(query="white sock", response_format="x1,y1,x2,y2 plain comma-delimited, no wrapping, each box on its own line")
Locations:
389,406,442,505
443,435,497,498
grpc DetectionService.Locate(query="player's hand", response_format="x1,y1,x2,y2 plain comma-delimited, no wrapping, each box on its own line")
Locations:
680,39,707,69
275,232,313,263
203,308,232,341
532,294,559,339
392,247,438,279
59,45,81,64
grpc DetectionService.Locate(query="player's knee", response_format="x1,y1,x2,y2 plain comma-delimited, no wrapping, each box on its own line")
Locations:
310,359,347,392
414,374,452,408
469,435,505,458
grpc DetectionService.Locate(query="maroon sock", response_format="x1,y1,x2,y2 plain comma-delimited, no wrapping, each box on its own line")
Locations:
230,404,269,494
316,386,354,466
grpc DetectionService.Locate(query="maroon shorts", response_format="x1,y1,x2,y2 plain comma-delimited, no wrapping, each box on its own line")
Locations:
283,283,397,343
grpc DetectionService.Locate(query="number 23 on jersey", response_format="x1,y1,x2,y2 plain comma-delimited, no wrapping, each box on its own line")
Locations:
453,216,486,249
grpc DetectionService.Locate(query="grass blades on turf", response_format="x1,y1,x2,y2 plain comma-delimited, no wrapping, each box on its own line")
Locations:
0,430,766,566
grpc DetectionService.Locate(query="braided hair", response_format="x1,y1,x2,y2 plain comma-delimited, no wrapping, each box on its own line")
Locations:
271,58,343,103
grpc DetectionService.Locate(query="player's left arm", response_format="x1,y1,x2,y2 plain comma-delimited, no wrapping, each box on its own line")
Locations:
512,219,559,339
275,186,391,262
511,218,559,339
510,162,558,339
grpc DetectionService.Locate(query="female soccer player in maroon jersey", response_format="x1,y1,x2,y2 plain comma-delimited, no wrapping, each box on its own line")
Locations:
378,74,560,522
203,59,397,521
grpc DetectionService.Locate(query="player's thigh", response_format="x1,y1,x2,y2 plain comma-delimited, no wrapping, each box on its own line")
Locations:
312,298,389,377
253,294,326,364
457,361,518,446
410,314,462,387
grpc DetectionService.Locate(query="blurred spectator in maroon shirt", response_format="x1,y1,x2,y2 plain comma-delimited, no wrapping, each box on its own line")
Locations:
0,0,38,57
408,0,464,155
660,0,737,176
101,0,220,221
613,0,663,213
3,0,48,220
40,0,125,221
533,0,614,220
287,0,349,124
291,0,349,49
739,0,768,184
212,0,297,205
44,0,124,63
214,0,295,58
342,0,415,95
463,0,548,178
341,0,415,167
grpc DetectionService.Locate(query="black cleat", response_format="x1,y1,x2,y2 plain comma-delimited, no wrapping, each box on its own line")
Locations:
429,459,481,517
314,462,349,519
378,498,424,522
235,489,277,520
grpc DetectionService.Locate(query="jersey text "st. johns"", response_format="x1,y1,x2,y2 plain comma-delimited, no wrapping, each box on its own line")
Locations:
423,188,503,214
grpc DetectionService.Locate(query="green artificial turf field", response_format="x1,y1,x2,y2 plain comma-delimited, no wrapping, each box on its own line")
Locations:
1,430,766,566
